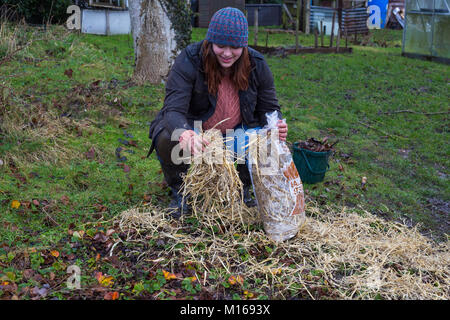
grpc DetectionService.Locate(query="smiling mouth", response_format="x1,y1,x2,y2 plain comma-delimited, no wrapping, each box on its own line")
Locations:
220,57,233,63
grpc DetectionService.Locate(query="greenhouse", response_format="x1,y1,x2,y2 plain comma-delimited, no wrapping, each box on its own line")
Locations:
403,0,450,63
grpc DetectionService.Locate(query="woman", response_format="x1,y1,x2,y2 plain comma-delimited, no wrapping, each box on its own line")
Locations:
147,7,288,218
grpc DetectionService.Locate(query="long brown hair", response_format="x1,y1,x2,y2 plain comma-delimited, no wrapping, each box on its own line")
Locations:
201,40,251,96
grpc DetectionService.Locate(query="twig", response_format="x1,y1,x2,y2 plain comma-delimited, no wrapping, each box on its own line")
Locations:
381,109,450,116
41,206,60,227
357,120,407,140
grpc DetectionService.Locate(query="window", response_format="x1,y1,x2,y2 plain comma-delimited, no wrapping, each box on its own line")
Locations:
89,0,127,9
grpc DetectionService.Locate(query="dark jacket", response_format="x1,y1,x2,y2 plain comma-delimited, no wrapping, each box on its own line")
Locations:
147,40,282,156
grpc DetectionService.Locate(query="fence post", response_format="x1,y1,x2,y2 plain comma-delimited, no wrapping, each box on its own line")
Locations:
336,28,341,52
314,28,318,48
105,9,110,36
330,11,336,47
345,29,348,48
303,0,310,34
320,20,324,47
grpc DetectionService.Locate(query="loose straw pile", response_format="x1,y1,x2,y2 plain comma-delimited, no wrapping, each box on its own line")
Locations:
116,202,449,300
179,128,258,232
114,130,449,300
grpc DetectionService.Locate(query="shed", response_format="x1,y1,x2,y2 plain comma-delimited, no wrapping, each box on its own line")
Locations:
198,0,245,28
245,4,283,26
402,0,450,63
74,0,131,35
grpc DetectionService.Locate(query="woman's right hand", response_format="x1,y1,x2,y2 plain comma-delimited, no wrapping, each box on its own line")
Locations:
179,130,209,155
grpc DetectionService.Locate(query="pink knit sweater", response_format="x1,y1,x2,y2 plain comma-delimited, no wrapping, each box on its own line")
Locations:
203,75,242,134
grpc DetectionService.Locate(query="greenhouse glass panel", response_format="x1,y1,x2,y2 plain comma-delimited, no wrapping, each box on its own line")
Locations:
404,13,434,55
432,14,450,58
403,0,450,63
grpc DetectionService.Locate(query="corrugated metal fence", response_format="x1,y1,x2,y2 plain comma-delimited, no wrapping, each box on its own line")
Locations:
310,5,369,35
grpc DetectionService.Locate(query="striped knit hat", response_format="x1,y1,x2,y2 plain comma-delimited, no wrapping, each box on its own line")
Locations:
206,7,248,47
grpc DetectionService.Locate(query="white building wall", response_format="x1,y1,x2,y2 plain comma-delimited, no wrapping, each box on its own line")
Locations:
81,8,131,35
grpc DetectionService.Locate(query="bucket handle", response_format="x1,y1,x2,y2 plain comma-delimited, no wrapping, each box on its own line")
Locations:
300,149,330,175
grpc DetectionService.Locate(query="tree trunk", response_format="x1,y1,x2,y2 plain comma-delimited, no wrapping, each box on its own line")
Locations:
129,0,191,85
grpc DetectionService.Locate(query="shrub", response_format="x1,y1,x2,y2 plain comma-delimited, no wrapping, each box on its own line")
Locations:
0,0,72,24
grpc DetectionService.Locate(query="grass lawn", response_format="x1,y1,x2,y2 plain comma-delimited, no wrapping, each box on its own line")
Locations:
0,24,448,300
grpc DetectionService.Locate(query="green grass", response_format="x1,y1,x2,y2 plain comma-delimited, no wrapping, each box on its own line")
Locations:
0,24,448,300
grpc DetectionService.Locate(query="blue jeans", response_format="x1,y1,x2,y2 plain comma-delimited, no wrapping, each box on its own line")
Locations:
194,123,261,165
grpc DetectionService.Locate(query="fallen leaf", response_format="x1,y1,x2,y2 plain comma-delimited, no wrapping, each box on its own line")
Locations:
11,200,20,209
64,69,73,78
271,268,282,275
95,272,114,287
85,147,96,160
31,286,48,298
228,275,244,286
50,250,59,258
60,195,70,205
104,291,119,300
72,230,84,239
93,203,107,212
93,232,108,243
23,269,35,281
361,176,368,189
162,270,177,281
128,140,138,147
32,199,40,206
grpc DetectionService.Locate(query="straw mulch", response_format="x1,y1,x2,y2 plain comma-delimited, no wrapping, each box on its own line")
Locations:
116,202,449,300
115,130,449,300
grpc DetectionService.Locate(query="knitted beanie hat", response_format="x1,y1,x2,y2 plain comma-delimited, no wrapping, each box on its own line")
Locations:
206,7,248,47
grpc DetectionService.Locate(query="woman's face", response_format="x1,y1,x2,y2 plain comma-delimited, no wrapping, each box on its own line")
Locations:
212,43,243,69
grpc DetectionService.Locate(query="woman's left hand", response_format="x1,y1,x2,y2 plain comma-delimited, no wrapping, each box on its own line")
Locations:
277,120,288,142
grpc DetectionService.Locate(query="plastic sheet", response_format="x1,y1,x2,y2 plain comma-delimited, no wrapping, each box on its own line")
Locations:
247,112,306,242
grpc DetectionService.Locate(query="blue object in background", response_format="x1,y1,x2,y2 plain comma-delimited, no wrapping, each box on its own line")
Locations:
367,0,388,29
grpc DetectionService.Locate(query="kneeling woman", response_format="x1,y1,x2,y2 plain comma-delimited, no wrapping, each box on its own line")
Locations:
148,7,287,218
